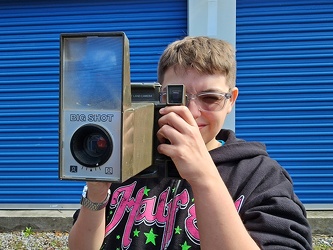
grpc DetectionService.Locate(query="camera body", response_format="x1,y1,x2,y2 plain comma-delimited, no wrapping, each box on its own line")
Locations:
131,83,185,179
59,32,184,182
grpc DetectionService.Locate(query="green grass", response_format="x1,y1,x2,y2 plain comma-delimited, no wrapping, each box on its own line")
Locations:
313,245,333,250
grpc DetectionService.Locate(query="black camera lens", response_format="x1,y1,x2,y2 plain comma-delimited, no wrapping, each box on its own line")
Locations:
84,134,107,157
70,124,113,168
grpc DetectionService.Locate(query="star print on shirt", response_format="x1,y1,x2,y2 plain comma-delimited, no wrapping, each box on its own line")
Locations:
175,226,182,234
144,228,158,246
180,241,191,250
133,228,140,237
144,186,150,196
106,209,113,221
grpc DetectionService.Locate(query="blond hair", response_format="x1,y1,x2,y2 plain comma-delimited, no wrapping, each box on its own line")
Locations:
158,36,236,88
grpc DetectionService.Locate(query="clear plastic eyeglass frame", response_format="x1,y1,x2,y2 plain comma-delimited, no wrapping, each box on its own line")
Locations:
159,91,232,111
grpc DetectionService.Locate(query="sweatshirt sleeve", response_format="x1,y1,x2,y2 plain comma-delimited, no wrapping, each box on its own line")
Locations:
238,158,312,249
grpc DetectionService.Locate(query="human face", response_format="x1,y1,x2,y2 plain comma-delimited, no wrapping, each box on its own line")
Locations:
161,67,238,150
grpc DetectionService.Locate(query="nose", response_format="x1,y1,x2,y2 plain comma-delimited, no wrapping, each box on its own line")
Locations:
186,99,201,118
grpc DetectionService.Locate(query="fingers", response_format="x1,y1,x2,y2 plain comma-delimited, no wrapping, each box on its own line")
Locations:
156,106,199,153
156,106,210,181
158,106,197,134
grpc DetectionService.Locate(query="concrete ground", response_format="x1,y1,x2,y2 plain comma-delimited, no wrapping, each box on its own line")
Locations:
0,210,332,235
0,210,75,232
307,211,333,235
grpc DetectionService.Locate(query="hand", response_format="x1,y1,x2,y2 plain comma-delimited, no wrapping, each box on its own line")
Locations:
156,106,215,183
86,182,112,203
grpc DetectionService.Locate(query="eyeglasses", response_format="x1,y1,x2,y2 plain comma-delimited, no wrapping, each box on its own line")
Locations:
159,91,232,111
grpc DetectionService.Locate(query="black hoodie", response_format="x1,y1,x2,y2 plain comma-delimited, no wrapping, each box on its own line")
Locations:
74,129,312,250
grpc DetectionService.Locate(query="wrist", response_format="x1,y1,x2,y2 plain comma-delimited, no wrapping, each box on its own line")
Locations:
87,190,110,203
80,185,111,211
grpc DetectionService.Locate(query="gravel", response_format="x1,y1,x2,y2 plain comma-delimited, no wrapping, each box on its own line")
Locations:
0,231,69,250
0,231,331,249
313,234,333,249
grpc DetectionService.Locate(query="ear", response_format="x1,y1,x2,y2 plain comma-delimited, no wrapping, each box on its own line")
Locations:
226,87,238,113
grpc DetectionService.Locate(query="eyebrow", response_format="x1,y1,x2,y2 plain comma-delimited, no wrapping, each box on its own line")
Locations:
200,88,228,93
160,86,229,93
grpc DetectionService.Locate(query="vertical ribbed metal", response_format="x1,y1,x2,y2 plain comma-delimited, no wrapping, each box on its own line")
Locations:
0,0,187,206
236,0,333,206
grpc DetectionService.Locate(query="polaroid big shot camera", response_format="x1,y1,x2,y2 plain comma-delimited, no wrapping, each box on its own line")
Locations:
59,32,184,182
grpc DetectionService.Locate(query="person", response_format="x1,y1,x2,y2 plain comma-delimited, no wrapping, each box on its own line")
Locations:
68,36,312,250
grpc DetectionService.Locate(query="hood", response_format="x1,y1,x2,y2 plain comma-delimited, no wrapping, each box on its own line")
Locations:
210,129,269,164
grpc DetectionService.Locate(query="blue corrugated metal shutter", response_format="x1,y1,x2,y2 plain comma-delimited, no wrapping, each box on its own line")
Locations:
0,0,187,207
236,0,333,207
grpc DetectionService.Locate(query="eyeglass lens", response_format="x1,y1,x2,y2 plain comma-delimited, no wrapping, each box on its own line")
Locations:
160,92,230,111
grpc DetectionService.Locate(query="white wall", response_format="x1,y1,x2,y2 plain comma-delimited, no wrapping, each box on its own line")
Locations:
188,0,236,131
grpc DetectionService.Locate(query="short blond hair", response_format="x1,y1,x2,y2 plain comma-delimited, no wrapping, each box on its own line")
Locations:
158,36,236,88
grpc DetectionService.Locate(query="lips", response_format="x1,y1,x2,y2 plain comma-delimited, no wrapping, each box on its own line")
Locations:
197,123,206,129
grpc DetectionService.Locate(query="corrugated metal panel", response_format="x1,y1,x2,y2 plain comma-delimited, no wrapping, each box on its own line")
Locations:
236,0,333,206
0,0,187,207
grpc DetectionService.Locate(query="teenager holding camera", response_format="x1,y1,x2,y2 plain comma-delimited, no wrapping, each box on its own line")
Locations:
68,36,312,249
